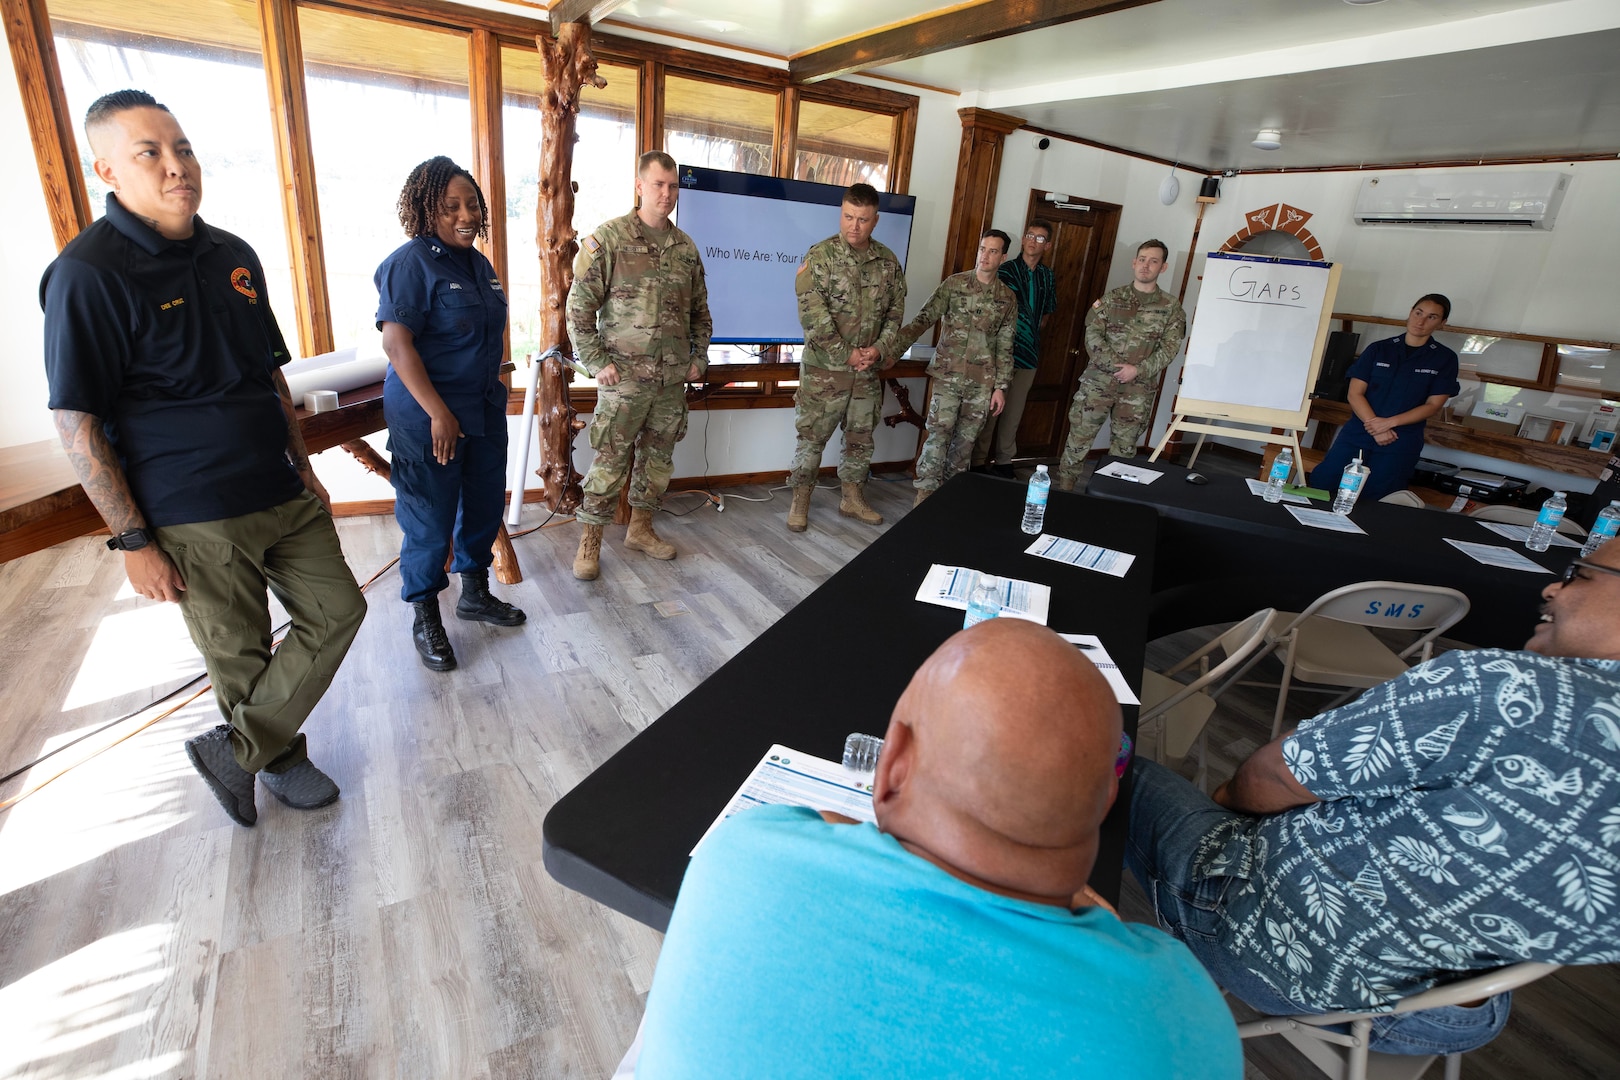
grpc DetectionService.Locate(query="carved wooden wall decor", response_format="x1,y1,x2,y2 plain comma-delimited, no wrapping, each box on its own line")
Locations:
1219,202,1324,260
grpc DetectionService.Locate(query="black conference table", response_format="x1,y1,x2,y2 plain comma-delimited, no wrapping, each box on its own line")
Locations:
542,472,1159,931
1086,455,1574,649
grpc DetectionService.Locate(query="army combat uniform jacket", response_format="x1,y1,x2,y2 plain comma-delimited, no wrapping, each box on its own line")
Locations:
900,271,1018,391
795,236,907,372
568,210,712,387
1082,283,1186,388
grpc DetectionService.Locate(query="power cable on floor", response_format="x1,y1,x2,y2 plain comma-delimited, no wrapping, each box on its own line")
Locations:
0,513,576,814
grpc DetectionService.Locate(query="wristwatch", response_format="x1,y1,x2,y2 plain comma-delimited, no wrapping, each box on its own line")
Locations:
106,528,154,551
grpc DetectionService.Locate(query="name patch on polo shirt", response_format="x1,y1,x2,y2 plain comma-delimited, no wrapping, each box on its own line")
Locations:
159,296,186,311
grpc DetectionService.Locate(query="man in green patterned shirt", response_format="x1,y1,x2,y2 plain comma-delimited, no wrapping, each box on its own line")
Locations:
974,219,1055,477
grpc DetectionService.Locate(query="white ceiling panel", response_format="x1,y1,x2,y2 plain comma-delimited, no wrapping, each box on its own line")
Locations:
513,0,1620,169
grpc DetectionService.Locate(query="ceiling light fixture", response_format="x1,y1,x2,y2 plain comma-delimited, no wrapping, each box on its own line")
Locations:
1342,0,1389,6
1253,130,1283,151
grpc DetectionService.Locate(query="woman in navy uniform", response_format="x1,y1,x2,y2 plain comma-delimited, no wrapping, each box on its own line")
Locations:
1308,294,1461,502
376,156,524,672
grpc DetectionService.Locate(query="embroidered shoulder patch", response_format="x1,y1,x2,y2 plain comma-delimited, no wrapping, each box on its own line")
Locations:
582,235,601,254
1091,299,1102,308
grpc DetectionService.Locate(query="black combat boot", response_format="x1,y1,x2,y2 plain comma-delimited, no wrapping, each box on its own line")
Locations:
412,599,457,671
455,569,527,626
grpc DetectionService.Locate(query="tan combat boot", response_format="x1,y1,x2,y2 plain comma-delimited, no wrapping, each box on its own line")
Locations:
786,485,813,533
573,523,603,580
912,487,932,508
624,507,677,560
839,481,883,525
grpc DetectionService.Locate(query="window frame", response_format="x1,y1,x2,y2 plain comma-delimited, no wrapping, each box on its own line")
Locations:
19,0,921,412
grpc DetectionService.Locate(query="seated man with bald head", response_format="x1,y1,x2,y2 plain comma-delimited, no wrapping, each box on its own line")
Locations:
634,620,1241,1078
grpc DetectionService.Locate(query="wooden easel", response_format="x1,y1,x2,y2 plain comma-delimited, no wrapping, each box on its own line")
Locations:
1150,258,1341,486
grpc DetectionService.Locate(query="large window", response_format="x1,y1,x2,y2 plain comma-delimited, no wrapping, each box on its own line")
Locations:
795,99,892,189
664,75,773,175
299,8,471,352
50,0,298,354
27,0,919,376
502,48,637,368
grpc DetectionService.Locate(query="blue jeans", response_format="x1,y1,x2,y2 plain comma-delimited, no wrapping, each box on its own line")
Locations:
1125,759,1511,1056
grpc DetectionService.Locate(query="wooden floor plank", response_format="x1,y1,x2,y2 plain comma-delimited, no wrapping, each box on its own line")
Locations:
0,466,1615,1078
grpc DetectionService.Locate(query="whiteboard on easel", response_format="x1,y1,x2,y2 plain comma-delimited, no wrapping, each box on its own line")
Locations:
1175,253,1341,429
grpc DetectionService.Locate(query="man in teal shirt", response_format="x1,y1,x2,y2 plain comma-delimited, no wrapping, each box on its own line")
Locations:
635,621,1241,1079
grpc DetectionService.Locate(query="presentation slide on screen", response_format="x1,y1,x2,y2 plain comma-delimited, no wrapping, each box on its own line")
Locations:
674,166,916,344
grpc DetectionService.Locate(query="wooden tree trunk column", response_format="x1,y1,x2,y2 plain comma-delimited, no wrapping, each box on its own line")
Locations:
532,22,605,515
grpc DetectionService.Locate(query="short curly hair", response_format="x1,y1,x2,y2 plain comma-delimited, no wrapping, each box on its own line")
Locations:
396,156,489,240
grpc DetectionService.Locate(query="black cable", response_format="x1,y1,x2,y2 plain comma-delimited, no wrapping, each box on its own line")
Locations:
0,501,575,791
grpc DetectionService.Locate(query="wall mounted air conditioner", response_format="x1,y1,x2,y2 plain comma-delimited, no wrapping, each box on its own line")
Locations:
1353,171,1571,230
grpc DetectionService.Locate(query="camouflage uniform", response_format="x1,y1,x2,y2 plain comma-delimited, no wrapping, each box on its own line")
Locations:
568,210,712,526
1057,283,1186,485
790,235,907,486
897,271,1016,491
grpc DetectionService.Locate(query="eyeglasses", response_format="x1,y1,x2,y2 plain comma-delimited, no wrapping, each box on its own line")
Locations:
1024,233,1050,243
1559,559,1620,586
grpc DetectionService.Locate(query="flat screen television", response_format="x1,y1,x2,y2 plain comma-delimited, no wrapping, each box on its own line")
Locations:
673,165,916,345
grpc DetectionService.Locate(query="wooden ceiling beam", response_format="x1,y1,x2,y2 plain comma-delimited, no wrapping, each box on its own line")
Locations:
549,0,629,37
790,0,1162,84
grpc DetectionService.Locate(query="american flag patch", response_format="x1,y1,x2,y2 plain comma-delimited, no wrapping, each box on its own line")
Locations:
583,235,601,254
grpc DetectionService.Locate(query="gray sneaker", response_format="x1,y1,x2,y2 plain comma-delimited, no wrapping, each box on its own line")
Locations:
260,760,341,810
185,724,257,827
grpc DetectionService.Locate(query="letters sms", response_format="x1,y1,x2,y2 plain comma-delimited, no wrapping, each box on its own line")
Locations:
1365,601,1425,619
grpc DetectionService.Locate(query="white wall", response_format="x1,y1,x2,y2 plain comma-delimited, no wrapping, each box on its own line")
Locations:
989,133,1201,450
1195,162,1620,340
2,41,64,448
993,141,1620,484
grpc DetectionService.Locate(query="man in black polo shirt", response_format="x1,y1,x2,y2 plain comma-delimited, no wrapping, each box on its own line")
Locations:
41,90,367,828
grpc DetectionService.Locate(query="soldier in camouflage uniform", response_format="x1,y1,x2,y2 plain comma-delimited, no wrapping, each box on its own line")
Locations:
787,182,907,532
567,151,712,580
1056,239,1186,490
896,229,1017,507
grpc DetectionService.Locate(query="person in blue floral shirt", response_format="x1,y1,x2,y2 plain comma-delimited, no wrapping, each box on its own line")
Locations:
1127,540,1620,1055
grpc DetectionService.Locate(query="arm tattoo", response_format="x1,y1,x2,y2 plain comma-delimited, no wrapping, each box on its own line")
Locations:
272,369,313,473
52,410,147,534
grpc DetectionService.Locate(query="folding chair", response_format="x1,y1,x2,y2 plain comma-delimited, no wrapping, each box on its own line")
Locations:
1467,503,1587,539
1139,609,1277,790
1237,962,1561,1080
1266,582,1470,738
1378,490,1427,508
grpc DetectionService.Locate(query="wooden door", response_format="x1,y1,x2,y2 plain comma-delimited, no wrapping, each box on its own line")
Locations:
1014,191,1122,459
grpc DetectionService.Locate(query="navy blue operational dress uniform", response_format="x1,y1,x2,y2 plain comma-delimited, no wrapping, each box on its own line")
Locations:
374,235,509,608
1309,334,1460,502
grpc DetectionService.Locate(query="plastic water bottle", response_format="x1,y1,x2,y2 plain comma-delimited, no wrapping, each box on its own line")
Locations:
1526,490,1568,552
1263,447,1294,503
1581,500,1620,556
1021,465,1051,534
1332,452,1370,515
964,573,1001,628
842,733,884,773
